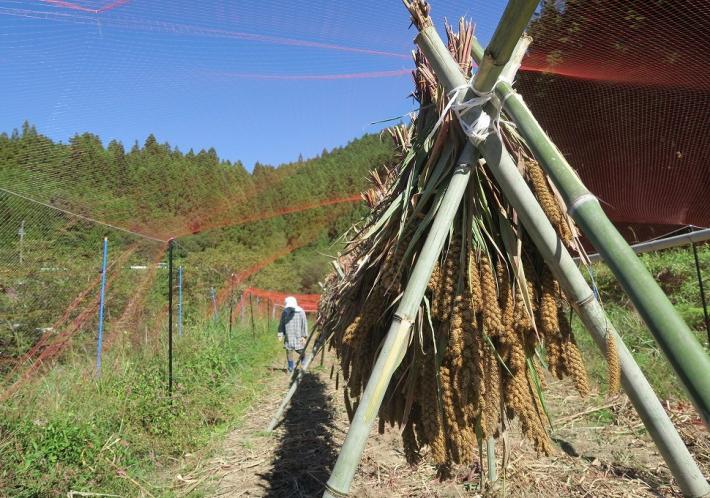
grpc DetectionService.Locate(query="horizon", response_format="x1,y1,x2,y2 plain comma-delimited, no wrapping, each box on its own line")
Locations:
3,119,376,169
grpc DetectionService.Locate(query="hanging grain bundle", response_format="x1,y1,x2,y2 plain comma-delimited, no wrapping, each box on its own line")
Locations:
315,11,606,470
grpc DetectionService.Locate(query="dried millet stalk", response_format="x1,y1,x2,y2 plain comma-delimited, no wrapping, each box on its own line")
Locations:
480,256,504,337
459,289,478,408
481,346,501,438
606,331,621,394
498,263,516,349
380,224,416,291
527,160,573,244
437,238,461,321
341,316,362,380
439,364,462,461
539,267,559,337
559,309,590,397
526,366,554,454
418,354,447,463
468,251,483,313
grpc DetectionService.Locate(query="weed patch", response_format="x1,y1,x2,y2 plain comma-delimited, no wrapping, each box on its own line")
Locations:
0,319,280,496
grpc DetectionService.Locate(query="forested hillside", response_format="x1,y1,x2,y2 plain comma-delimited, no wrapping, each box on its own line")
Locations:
0,122,393,361
0,122,391,238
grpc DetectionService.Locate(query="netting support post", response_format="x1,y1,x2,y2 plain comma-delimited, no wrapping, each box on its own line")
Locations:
210,287,218,321
323,145,477,498
177,265,183,337
249,293,255,338
168,238,174,398
18,220,25,265
413,22,710,497
228,288,234,339
690,234,710,345
469,39,710,428
95,237,108,377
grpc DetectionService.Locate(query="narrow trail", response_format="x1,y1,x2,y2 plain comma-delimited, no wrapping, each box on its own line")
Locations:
177,354,709,497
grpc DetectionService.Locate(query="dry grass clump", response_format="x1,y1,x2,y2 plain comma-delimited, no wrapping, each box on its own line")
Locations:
316,11,616,471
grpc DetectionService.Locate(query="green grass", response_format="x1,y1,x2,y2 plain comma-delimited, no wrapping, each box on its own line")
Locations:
573,243,709,400
0,318,281,497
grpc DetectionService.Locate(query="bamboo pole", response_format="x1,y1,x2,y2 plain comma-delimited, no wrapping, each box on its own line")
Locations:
471,0,539,93
486,437,497,483
267,326,326,431
416,26,710,498
266,349,316,432
323,145,477,498
470,36,710,428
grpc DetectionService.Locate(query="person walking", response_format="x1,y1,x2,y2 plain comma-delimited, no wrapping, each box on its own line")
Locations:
277,296,308,372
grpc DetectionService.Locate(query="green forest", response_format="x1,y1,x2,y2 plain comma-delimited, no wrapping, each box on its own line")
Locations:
0,122,393,361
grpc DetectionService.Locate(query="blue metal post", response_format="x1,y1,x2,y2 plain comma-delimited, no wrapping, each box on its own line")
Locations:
95,237,109,376
178,266,183,337
168,239,174,397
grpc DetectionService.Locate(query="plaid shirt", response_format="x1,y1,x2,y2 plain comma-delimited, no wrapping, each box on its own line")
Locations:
278,308,308,350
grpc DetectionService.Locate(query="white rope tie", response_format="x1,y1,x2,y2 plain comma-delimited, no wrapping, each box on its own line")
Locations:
448,83,492,144
425,77,520,147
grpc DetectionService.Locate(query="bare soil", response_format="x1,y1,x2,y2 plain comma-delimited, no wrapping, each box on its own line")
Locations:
175,355,709,497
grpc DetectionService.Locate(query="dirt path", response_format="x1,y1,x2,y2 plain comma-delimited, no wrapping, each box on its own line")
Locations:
176,356,709,497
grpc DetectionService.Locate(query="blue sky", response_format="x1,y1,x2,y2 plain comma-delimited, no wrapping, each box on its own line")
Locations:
0,0,508,169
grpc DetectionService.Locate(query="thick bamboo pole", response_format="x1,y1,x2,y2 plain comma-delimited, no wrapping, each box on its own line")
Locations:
471,0,539,93
417,26,709,498
470,37,710,427
323,144,477,498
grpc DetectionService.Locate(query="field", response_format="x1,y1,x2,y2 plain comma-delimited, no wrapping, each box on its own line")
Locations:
0,318,281,496
0,243,707,496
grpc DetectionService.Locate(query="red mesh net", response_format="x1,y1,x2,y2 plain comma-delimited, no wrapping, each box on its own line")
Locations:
516,0,710,238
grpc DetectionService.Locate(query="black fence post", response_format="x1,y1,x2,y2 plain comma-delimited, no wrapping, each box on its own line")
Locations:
249,293,255,338
228,289,234,339
691,239,710,345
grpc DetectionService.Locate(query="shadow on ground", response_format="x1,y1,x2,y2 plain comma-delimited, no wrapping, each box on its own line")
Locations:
553,437,666,497
258,372,338,497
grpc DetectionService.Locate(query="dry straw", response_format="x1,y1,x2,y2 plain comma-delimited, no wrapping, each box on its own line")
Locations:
315,16,612,470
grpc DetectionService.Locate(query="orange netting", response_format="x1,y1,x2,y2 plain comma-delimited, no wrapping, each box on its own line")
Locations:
515,0,709,238
242,287,320,313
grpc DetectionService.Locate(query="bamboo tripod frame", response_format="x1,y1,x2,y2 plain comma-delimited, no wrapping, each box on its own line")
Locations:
318,2,710,497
